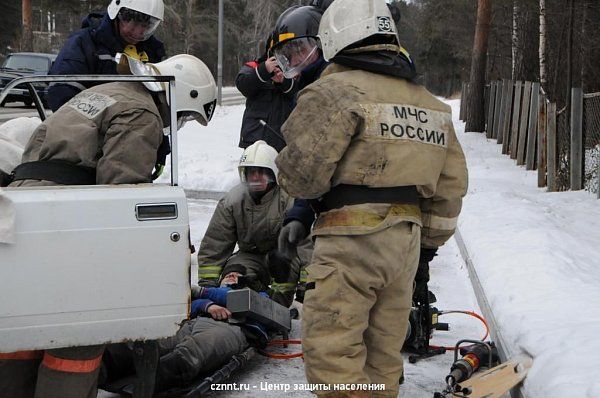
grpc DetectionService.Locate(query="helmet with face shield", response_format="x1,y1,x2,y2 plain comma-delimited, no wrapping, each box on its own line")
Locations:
108,0,164,42
270,5,323,79
238,140,278,195
117,53,217,127
318,0,401,61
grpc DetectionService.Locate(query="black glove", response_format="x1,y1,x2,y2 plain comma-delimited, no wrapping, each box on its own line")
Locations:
413,247,437,306
419,247,438,265
267,250,292,284
277,220,307,259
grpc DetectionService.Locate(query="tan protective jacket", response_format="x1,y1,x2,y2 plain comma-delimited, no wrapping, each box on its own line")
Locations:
276,64,468,248
17,81,163,185
197,184,293,273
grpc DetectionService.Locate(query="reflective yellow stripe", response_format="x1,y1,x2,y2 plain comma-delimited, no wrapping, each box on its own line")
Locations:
315,204,421,229
428,214,458,231
278,32,295,43
198,274,220,279
299,269,308,283
270,282,297,292
198,265,222,280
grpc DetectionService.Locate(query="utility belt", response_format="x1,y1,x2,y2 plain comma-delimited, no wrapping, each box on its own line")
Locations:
314,184,419,213
10,160,96,185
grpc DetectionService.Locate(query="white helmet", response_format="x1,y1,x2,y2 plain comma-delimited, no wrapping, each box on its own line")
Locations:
119,53,217,126
318,0,399,61
107,0,164,42
150,55,217,126
107,0,164,20
238,141,279,184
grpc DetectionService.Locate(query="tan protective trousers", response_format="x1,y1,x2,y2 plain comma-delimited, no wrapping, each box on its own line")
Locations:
302,221,420,397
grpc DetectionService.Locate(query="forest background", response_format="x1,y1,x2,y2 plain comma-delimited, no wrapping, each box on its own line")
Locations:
1,0,599,109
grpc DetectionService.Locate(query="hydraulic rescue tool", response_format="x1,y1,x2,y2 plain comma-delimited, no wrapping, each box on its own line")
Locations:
445,340,498,389
434,341,533,397
403,285,449,362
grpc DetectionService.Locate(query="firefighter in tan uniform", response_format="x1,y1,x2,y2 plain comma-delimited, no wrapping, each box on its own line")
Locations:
275,1,468,396
0,54,217,398
198,141,310,307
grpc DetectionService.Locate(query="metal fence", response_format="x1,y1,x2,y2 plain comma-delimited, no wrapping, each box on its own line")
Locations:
461,80,600,198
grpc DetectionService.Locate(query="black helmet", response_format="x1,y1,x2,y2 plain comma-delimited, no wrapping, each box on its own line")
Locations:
387,2,401,24
270,5,323,51
308,0,335,12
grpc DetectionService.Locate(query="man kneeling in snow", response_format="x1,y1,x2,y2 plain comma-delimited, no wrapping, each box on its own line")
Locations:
100,263,272,393
197,140,313,307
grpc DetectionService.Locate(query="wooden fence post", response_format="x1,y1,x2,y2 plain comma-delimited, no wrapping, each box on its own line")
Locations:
570,87,583,190
538,93,547,187
547,102,557,191
460,82,467,121
526,82,540,170
486,82,496,136
517,81,532,165
496,79,508,144
491,81,503,139
501,80,514,151
509,81,523,159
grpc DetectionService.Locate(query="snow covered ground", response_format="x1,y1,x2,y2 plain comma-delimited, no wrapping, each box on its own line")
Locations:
14,94,583,397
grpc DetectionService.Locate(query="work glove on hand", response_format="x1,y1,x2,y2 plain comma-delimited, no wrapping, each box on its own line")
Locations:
277,220,307,259
267,250,292,283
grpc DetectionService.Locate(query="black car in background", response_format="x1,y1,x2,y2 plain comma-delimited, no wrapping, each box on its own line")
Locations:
0,52,57,107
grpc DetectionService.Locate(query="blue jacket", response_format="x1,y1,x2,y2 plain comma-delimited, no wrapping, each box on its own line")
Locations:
190,287,269,318
48,12,166,112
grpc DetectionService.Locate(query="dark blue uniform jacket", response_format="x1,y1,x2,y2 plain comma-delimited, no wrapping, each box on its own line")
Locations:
48,12,166,111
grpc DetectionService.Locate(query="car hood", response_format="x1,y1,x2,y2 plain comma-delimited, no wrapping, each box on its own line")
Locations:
0,68,36,79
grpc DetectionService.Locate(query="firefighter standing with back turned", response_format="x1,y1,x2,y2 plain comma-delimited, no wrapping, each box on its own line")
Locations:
275,0,468,396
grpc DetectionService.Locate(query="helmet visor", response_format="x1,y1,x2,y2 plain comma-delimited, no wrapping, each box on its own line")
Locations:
115,53,164,92
177,111,202,129
273,37,319,79
117,8,161,43
242,167,276,192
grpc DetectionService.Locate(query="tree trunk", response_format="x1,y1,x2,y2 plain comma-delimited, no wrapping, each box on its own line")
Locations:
566,0,574,113
581,0,600,93
512,0,519,80
539,0,547,91
21,0,33,51
465,0,492,133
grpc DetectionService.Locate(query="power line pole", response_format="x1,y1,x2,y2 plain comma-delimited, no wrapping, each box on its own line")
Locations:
22,0,33,51
217,0,224,105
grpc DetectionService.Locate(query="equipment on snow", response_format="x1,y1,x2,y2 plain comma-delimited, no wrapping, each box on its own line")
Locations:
446,340,499,387
226,288,292,338
404,288,449,363
434,352,532,398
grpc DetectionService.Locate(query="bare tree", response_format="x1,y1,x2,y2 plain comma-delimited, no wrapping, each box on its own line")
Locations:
539,0,547,90
512,0,539,81
465,0,492,132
